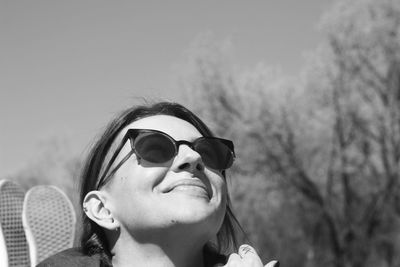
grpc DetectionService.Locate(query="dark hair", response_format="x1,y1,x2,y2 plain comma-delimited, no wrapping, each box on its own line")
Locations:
80,101,241,266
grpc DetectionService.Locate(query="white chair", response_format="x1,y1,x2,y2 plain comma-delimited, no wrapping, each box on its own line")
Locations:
23,185,76,266
0,180,76,267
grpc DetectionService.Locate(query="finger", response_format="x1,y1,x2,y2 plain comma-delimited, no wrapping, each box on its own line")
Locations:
222,253,242,266
264,260,280,267
238,244,263,265
238,244,259,258
226,252,241,263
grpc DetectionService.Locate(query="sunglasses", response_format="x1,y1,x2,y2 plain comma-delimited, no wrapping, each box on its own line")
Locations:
96,129,235,189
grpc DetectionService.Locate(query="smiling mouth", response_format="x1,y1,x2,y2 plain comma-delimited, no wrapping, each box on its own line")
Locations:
165,180,211,199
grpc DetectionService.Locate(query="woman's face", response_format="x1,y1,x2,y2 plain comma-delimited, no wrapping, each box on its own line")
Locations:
103,115,228,238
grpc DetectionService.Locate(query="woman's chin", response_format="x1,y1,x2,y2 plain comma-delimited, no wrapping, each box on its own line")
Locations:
164,203,225,231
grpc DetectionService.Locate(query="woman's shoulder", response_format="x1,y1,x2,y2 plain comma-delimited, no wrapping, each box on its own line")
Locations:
36,247,102,267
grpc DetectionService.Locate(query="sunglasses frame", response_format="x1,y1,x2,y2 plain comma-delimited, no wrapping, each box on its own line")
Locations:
96,129,235,189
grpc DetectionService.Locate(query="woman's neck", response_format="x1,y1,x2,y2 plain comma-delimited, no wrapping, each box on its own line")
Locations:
110,229,206,267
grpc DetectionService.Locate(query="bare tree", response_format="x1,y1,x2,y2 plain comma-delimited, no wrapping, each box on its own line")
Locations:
179,1,400,266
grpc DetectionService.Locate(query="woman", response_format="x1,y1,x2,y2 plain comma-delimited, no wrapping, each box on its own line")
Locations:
38,101,279,267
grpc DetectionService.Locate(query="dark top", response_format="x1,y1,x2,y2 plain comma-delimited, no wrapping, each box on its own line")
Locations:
37,248,102,267
36,247,227,267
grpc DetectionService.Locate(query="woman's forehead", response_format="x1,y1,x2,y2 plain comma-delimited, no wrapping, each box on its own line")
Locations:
125,115,202,139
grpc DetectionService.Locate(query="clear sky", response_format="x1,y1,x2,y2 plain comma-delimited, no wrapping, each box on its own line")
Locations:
0,0,334,177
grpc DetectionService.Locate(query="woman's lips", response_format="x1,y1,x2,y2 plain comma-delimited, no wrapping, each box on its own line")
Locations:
165,179,210,198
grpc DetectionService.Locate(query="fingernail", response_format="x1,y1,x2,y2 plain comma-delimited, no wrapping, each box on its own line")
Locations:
239,244,250,251
239,245,252,254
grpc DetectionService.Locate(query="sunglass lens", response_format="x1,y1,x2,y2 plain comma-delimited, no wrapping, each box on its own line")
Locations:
134,133,176,163
196,139,234,170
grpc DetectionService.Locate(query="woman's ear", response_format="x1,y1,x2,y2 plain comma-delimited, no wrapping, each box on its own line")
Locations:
83,191,120,231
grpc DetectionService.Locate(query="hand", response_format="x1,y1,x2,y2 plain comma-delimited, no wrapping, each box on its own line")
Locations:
215,244,279,267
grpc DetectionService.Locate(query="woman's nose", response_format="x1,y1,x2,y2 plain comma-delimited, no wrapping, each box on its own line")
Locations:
172,145,204,172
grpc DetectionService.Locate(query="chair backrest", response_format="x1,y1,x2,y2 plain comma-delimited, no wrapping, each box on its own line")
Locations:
0,180,30,267
23,185,77,266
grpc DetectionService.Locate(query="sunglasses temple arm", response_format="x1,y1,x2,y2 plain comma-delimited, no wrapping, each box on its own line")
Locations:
96,135,130,189
99,150,135,188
